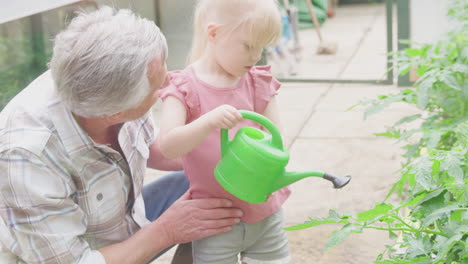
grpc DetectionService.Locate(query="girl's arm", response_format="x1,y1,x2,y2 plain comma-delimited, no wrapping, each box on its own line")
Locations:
261,96,284,134
147,141,183,171
158,96,243,159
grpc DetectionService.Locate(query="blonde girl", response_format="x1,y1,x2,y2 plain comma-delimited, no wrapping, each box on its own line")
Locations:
158,0,291,263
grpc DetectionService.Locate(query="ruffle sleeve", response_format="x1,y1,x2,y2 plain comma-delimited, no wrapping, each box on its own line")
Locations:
249,65,281,113
157,70,200,120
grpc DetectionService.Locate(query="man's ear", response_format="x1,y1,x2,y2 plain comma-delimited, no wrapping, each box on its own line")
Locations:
207,23,219,42
106,112,123,124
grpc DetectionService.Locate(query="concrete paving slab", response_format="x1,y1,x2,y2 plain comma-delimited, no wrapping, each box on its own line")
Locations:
270,4,388,80
282,137,401,263
315,83,421,113
340,7,388,80
278,84,329,146
278,84,329,112
283,138,403,224
287,227,391,264
300,110,419,139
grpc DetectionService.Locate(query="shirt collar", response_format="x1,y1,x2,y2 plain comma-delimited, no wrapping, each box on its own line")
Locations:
49,100,94,156
49,98,155,159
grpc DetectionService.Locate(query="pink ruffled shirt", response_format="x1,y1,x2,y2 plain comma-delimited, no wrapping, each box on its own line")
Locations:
158,65,291,223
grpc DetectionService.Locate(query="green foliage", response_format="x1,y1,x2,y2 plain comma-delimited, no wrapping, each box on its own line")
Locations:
0,34,50,110
287,1,468,262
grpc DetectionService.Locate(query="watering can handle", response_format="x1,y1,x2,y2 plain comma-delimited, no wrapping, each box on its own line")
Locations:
220,110,284,157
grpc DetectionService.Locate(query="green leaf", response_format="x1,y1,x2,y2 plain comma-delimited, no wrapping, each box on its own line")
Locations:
406,48,421,57
440,217,468,236
416,69,438,88
416,189,445,205
416,85,429,109
385,172,407,200
364,94,403,119
406,235,430,258
410,157,435,190
426,131,442,149
441,73,461,90
326,229,351,249
403,191,429,207
400,65,411,76
448,165,464,185
450,209,463,222
394,114,422,127
284,222,316,231
438,151,465,184
413,190,447,217
402,89,414,95
416,65,429,76
399,129,420,141
375,260,397,264
284,215,347,231
375,128,401,139
451,63,468,73
455,121,468,141
328,209,343,221
364,103,387,119
356,203,394,221
431,159,441,176
421,204,460,228
325,224,362,249
462,82,468,97
388,230,398,240
433,234,463,262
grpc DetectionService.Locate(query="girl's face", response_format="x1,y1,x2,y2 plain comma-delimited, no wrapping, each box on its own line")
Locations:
212,26,263,78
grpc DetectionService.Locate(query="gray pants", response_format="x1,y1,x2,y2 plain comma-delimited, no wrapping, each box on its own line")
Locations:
193,209,291,264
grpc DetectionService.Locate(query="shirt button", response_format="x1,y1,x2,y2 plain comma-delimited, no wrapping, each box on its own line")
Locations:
96,193,103,201
132,209,135,214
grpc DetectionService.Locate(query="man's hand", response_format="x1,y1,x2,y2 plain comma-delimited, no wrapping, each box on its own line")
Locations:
204,105,243,130
155,191,243,245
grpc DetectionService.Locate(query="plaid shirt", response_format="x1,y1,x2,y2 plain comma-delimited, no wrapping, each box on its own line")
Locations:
0,71,154,263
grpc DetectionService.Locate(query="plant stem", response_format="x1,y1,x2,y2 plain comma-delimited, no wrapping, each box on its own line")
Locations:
365,226,413,232
364,225,448,237
392,215,416,231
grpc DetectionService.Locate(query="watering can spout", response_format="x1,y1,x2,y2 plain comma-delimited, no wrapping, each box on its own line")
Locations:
272,171,352,192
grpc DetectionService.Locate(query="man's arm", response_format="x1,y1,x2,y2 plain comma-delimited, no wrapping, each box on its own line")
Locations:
99,192,242,264
0,149,242,264
0,149,107,263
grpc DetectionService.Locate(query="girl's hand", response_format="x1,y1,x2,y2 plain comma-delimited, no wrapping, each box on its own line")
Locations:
205,105,243,130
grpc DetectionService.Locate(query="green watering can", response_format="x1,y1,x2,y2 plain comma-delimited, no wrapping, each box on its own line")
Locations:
214,110,351,204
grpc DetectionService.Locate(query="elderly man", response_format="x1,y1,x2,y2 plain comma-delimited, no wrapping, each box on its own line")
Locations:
0,7,242,264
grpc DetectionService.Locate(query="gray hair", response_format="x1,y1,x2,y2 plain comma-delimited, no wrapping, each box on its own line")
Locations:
49,6,168,117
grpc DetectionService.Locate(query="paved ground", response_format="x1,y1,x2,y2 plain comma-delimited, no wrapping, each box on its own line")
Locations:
269,3,388,80
148,3,419,263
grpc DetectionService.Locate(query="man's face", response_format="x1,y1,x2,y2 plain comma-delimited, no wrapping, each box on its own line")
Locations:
118,56,167,121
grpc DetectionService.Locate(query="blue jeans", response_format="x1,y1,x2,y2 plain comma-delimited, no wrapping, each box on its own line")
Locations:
142,171,189,261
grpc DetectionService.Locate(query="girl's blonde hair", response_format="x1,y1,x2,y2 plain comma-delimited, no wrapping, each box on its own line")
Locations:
188,0,282,64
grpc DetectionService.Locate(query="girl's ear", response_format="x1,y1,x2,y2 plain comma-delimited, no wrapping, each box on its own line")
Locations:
207,23,218,42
